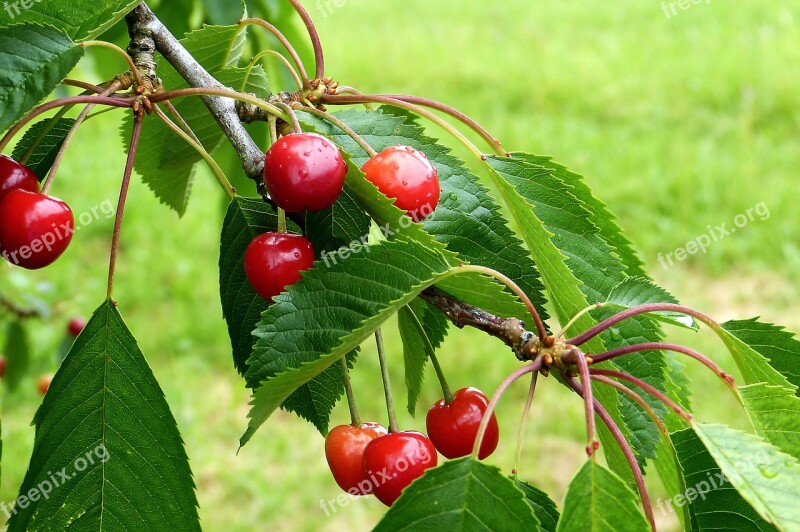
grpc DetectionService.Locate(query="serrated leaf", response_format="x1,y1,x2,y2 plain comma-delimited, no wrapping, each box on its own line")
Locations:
694,424,800,530
606,277,698,331
557,460,650,532
305,186,371,255
3,321,29,392
514,478,560,532
0,24,83,133
740,383,800,460
716,320,795,391
0,0,141,40
723,319,800,393
7,300,199,531
374,458,539,531
672,427,776,532
398,302,434,416
11,117,76,180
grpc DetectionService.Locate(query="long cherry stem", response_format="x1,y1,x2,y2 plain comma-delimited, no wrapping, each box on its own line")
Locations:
567,377,656,531
294,105,378,157
404,305,453,403
161,100,202,145
513,371,539,476
286,0,325,80
80,41,144,88
589,369,693,424
107,113,143,298
61,79,108,94
567,350,599,456
239,18,310,88
246,50,303,90
556,302,606,339
375,328,399,433
339,357,361,426
591,375,668,436
148,87,287,119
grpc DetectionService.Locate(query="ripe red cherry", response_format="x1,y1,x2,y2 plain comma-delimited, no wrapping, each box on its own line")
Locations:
0,355,6,378
244,232,315,300
264,133,347,212
68,317,87,337
38,374,53,395
362,431,438,506
361,146,440,222
426,387,499,460
0,189,74,270
0,155,38,202
325,422,388,495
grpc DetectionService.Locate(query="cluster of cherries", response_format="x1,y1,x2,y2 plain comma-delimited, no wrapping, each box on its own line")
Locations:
244,133,441,300
0,155,75,270
325,387,499,506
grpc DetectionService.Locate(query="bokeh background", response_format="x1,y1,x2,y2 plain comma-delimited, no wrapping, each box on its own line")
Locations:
1,1,798,530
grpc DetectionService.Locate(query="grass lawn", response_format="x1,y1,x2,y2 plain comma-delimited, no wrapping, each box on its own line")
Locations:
2,1,798,530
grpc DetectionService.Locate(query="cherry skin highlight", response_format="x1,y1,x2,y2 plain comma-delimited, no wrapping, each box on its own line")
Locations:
0,189,74,270
361,146,440,222
362,431,438,506
0,155,38,202
426,387,499,460
325,422,388,495
244,232,315,300
264,133,347,212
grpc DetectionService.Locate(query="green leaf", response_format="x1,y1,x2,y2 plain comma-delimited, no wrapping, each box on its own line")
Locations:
305,186,371,255
0,0,141,40
3,321,30,392
740,384,800,460
672,427,776,532
606,276,698,331
0,24,83,133
723,319,800,393
398,302,434,416
11,117,76,180
7,300,199,531
557,460,650,532
219,197,299,375
694,424,800,530
374,458,539,531
514,478,560,532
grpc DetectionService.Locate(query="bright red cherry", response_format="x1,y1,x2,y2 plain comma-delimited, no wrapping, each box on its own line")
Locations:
0,155,38,202
68,317,87,337
362,431,438,506
38,374,53,395
325,422,388,495
0,189,74,270
361,146,440,222
264,133,347,212
426,387,499,460
244,232,315,300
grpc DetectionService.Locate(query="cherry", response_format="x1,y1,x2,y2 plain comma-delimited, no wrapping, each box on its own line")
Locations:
68,317,87,337
38,374,53,395
426,387,499,460
0,189,74,270
244,232,315,300
264,133,347,212
362,431,438,506
0,355,6,378
325,422,388,495
361,146,440,222
0,155,38,202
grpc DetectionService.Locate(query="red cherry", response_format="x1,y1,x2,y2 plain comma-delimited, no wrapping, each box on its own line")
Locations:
0,189,74,270
361,146,440,222
325,422,388,495
68,317,86,337
244,232,315,300
362,431,438,506
264,133,347,212
426,387,499,460
0,356,6,378
0,155,38,202
38,374,53,395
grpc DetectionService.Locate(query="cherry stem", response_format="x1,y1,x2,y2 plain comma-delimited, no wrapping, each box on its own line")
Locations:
61,79,108,94
277,209,287,233
556,302,606,339
239,18,311,88
321,93,488,161
375,328,399,433
567,377,657,531
80,41,144,88
567,303,717,347
294,104,378,157
591,342,736,394
0,95,134,153
161,100,202,145
246,50,303,90
286,0,325,80
590,375,668,436
148,87,288,121
336,86,375,110
107,112,143,298
339,357,361,426
459,265,548,341
404,305,453,403
274,101,302,134
513,371,539,476
41,81,123,194
472,358,542,459
589,368,693,424
565,350,599,457
153,105,235,199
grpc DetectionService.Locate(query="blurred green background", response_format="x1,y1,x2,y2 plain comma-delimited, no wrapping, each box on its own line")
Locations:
1,1,798,530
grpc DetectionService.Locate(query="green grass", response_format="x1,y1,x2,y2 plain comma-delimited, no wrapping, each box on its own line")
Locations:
2,1,799,530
